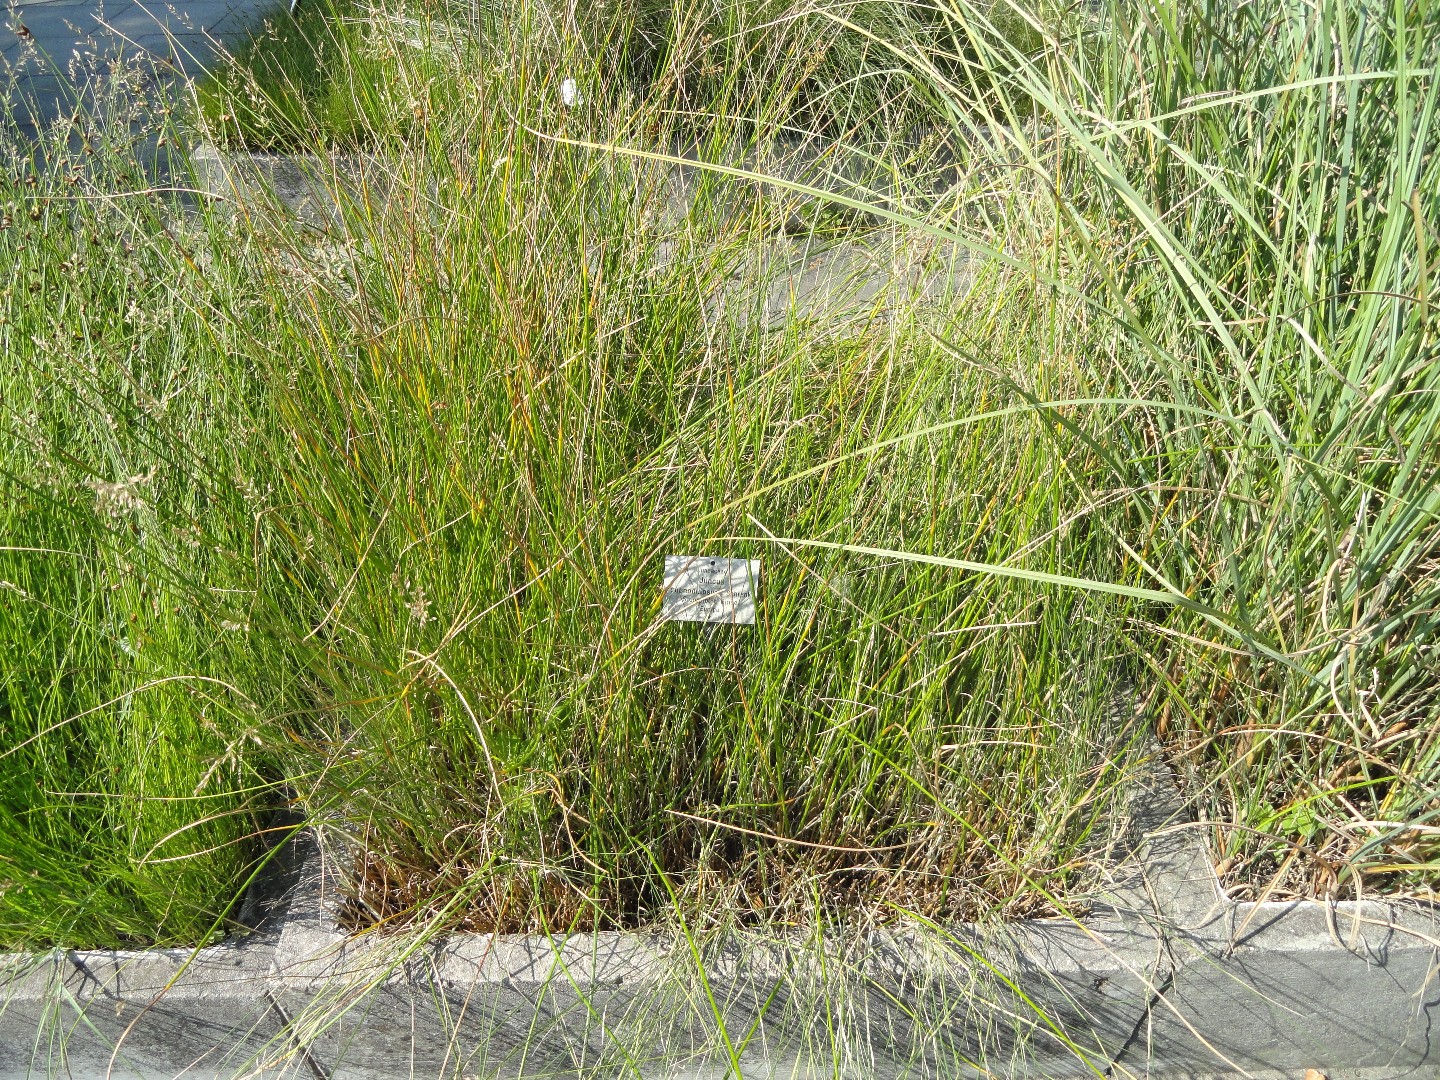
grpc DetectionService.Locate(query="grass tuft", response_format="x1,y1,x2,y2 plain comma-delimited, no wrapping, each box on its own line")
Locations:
2,0,1436,952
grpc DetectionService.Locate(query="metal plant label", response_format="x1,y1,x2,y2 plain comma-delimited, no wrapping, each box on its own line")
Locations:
661,556,760,625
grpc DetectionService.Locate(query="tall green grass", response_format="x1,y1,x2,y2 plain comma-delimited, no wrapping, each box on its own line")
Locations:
189,15,1141,930
2,0,1436,954
194,0,1043,151
0,190,283,945
3,0,1137,946
865,0,1440,896
196,0,444,148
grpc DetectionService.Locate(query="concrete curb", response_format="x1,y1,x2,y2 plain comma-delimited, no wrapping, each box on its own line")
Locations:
185,142,976,333
4,748,1437,1079
188,145,385,229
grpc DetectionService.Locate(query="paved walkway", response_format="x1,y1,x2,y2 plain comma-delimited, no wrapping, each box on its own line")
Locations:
2,0,274,128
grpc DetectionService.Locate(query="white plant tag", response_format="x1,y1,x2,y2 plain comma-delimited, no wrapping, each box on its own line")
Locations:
662,556,760,625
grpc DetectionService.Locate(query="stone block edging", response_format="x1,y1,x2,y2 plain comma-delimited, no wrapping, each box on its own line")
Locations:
4,746,1438,1079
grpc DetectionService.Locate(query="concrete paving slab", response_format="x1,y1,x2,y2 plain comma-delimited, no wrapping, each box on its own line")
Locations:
8,11,85,45
10,0,103,9
125,30,221,73
1117,900,1440,1077
5,1,125,57
0,950,290,1080
211,1,274,37
1,36,33,74
3,0,270,131
104,2,225,40
6,72,73,120
3,31,87,77
102,0,264,35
